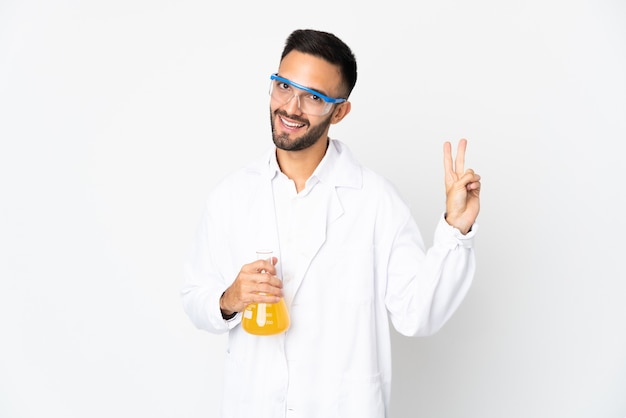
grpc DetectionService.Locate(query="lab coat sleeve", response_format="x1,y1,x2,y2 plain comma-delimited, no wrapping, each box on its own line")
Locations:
386,212,477,337
180,203,241,334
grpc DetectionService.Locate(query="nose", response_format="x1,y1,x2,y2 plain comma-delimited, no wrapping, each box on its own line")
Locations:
282,93,303,115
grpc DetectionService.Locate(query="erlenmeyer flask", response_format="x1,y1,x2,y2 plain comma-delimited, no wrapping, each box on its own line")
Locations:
242,250,290,335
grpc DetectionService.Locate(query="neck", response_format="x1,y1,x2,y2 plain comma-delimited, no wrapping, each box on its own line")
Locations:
276,138,329,193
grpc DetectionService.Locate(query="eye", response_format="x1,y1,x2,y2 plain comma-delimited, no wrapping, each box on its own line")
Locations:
305,93,324,103
278,82,291,91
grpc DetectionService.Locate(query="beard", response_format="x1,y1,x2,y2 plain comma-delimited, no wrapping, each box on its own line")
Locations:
270,108,333,151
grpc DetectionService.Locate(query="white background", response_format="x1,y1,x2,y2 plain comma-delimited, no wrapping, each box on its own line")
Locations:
1,1,625,417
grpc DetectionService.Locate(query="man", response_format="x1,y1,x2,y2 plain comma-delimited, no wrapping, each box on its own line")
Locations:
182,29,481,418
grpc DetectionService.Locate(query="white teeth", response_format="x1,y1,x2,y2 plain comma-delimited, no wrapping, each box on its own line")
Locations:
280,117,304,128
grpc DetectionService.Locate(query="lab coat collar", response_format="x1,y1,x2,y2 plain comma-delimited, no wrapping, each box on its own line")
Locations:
249,138,363,190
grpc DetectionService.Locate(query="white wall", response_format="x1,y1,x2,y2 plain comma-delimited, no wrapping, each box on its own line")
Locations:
1,1,624,417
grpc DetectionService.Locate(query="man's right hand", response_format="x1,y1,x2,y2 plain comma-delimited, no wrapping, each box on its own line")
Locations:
219,257,283,315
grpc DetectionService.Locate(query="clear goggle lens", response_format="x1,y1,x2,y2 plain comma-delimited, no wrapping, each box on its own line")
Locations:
269,74,346,116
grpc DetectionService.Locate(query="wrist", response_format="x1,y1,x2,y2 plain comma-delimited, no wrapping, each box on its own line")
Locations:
444,213,472,235
220,291,237,320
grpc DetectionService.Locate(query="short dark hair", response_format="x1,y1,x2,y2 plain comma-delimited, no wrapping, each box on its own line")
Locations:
281,29,358,99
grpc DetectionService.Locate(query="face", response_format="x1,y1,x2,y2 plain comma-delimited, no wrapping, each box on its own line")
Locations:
270,51,348,152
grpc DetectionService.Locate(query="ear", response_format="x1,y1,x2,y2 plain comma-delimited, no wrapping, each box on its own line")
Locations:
330,101,351,125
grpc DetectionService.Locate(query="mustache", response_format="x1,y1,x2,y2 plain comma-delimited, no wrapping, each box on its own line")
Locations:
274,109,309,125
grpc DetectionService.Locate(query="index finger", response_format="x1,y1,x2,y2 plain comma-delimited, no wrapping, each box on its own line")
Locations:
255,258,277,275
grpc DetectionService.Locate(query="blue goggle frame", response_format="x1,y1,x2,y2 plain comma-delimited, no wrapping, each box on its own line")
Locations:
270,73,347,104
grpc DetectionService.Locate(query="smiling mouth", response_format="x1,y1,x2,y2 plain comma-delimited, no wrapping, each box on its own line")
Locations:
279,115,307,129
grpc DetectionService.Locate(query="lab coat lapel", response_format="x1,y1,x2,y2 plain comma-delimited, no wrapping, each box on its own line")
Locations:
250,166,280,257
289,184,344,302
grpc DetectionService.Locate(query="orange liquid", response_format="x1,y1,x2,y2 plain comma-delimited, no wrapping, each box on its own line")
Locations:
242,298,290,335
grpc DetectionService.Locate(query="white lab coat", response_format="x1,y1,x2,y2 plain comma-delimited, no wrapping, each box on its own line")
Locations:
182,139,476,418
